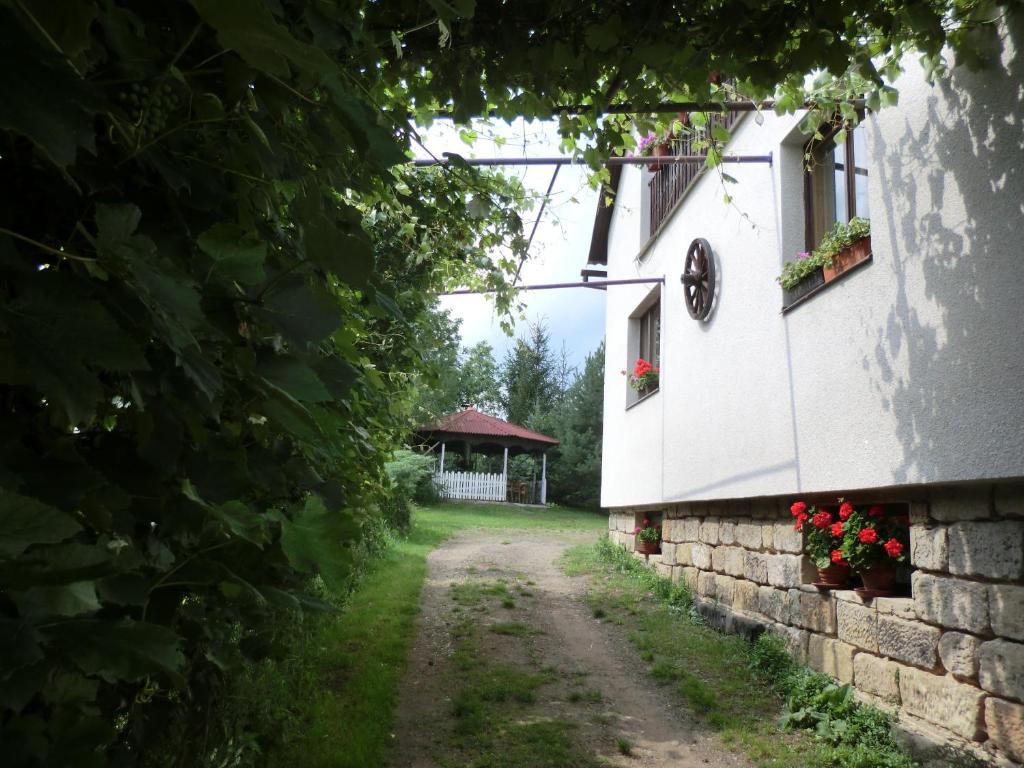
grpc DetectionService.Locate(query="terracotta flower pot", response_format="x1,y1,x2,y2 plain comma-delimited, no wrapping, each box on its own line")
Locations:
816,562,851,588
635,539,661,556
860,563,897,595
823,236,872,282
647,142,671,172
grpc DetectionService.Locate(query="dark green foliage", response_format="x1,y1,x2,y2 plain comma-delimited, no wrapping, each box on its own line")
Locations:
502,321,558,426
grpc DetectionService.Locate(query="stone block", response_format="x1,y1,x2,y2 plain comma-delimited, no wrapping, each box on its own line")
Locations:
735,521,763,550
766,554,814,588
874,597,916,620
909,502,929,526
712,545,744,577
680,567,699,592
715,575,736,605
681,517,701,542
758,586,791,625
660,518,676,542
733,579,760,614
808,635,855,683
898,667,985,739
675,543,693,567
853,653,901,703
700,517,721,545
995,483,1024,519
838,601,879,652
910,525,948,572
937,632,980,680
986,697,1024,763
661,542,677,566
789,589,836,633
691,543,713,570
773,522,803,554
980,639,1024,701
697,570,716,598
992,584,1024,642
743,551,769,584
771,623,809,663
912,571,990,633
948,521,1024,580
762,525,775,551
719,520,736,546
877,615,940,669
929,485,993,522
655,561,674,580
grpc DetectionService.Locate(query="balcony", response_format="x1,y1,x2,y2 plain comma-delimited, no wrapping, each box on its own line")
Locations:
648,110,742,236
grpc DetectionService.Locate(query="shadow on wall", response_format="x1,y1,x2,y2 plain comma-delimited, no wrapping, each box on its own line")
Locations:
871,13,1024,486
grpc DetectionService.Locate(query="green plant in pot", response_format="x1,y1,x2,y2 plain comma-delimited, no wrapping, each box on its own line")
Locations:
633,517,662,555
792,500,851,587
777,217,871,290
838,504,909,596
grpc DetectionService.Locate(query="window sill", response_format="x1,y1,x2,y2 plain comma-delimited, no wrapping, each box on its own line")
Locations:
626,388,660,410
781,243,873,314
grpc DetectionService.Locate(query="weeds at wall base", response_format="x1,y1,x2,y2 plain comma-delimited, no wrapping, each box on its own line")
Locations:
569,536,920,768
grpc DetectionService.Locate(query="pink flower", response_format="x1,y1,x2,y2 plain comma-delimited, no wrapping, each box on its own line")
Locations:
633,527,642,534
796,251,811,261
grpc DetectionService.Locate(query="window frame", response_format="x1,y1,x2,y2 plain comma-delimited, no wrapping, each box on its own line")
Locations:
626,290,662,407
803,122,869,251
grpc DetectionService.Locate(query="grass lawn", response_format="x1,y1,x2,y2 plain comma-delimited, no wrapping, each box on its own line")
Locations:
262,501,605,768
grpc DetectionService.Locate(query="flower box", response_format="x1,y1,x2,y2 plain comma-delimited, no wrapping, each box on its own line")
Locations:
823,235,871,283
782,267,825,308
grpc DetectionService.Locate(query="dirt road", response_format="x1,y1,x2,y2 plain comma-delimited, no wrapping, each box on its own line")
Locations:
390,529,751,768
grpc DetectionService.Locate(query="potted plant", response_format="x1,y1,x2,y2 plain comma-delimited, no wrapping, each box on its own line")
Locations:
838,503,909,596
625,358,659,395
819,217,871,282
791,500,851,588
634,517,662,555
777,218,872,306
637,131,672,172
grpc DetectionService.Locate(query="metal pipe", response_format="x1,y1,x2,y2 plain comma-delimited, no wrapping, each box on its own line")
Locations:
440,276,663,295
423,99,864,120
413,153,772,168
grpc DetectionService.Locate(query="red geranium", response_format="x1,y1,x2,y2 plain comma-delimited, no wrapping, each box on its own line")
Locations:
830,521,844,538
790,501,807,517
838,501,854,521
794,512,808,531
858,527,879,544
883,538,903,558
812,510,832,529
868,505,885,518
830,550,848,566
633,358,653,377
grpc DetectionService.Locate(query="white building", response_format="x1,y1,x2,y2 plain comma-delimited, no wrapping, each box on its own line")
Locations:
589,33,1024,766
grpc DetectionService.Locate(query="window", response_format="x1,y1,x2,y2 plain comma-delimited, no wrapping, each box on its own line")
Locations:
627,294,661,405
805,125,870,249
638,300,661,372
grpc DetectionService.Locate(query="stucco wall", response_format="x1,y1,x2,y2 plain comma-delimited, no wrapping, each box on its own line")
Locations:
600,23,1024,508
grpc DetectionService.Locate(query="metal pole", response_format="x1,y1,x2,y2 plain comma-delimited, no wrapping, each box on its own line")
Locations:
440,276,664,296
540,453,547,506
502,446,509,502
422,99,864,120
412,153,772,168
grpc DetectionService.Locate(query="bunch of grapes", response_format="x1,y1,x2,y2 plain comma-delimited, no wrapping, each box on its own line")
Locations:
116,81,181,141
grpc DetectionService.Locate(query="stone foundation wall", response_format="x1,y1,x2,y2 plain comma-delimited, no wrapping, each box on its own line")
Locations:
607,484,1024,766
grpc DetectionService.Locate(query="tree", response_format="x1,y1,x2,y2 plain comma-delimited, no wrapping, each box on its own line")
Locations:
413,308,465,421
502,321,558,425
535,342,605,509
458,341,503,416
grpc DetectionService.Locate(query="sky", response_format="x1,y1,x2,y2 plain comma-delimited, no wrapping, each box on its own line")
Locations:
414,120,607,374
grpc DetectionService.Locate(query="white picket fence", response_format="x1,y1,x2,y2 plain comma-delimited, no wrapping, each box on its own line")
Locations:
433,471,506,502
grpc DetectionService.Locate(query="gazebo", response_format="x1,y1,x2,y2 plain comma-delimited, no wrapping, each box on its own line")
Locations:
417,407,559,504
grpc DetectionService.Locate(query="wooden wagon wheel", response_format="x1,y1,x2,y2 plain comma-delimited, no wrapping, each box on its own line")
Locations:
681,237,716,321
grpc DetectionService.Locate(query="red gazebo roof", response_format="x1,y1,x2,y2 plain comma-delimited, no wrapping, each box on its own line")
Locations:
419,407,559,447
